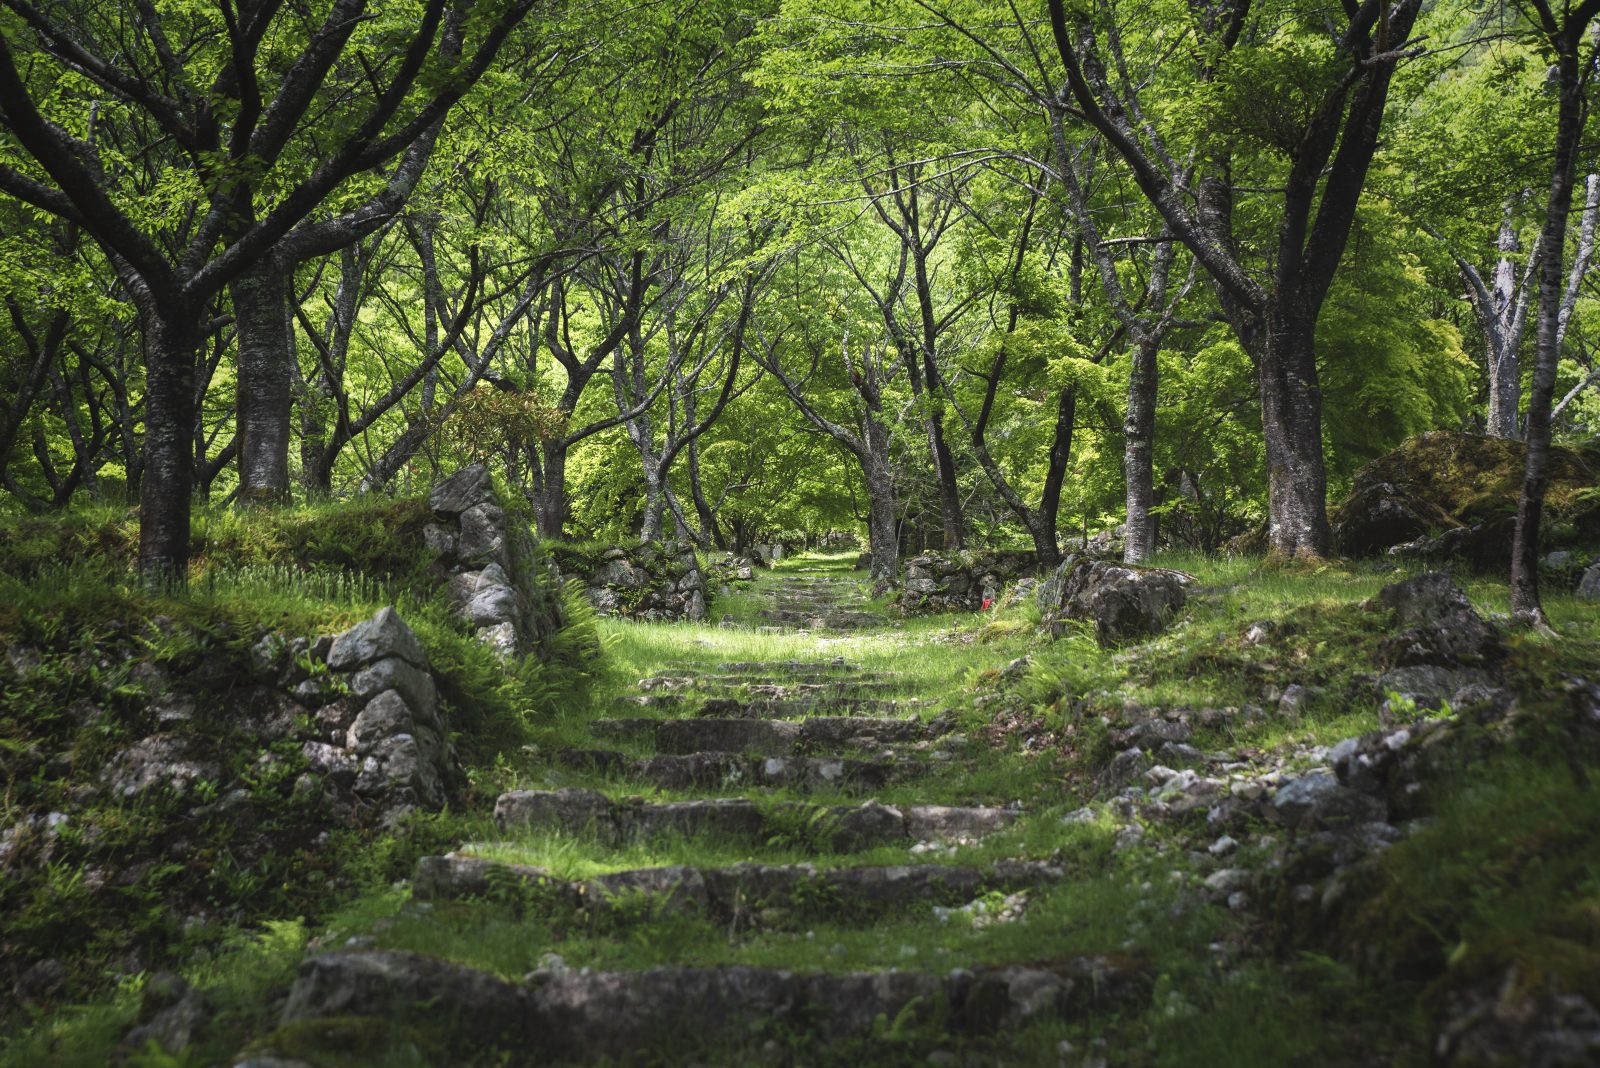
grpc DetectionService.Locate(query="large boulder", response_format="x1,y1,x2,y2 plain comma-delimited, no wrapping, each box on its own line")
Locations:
1374,572,1502,669
1332,431,1599,565
1039,558,1194,646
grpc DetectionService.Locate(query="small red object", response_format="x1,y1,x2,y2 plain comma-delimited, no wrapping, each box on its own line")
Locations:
981,597,993,611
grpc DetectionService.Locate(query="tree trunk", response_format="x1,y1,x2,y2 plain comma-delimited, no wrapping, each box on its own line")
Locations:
686,438,726,549
1123,334,1158,563
1039,386,1076,564
1512,48,1589,627
640,483,666,543
1485,211,1524,438
534,440,569,539
231,263,294,504
1258,310,1331,560
862,417,899,582
139,313,199,587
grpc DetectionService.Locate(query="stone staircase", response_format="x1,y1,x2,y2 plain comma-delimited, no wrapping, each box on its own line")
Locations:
269,573,1142,1064
750,575,885,630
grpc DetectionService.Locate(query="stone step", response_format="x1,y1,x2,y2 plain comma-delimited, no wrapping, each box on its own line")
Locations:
620,693,685,710
553,748,923,793
756,612,882,629
634,678,903,701
494,789,1019,851
413,855,1065,922
278,951,1139,1063
696,695,915,717
679,659,855,674
685,671,897,687
588,716,936,754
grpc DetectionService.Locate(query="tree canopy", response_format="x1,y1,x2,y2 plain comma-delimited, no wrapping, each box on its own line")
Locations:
3,0,1598,615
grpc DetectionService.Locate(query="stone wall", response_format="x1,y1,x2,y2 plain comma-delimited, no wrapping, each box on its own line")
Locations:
422,464,564,658
898,551,1044,614
1,605,459,997
548,541,710,622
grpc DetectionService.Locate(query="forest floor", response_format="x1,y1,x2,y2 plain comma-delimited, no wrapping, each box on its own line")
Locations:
6,549,1600,1067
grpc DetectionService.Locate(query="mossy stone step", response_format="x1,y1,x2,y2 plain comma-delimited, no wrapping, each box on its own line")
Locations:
588,715,936,754
694,695,915,717
494,789,1019,851
682,659,853,673
635,675,899,695
412,854,1064,921
756,611,883,629
277,950,1140,1064
553,747,923,792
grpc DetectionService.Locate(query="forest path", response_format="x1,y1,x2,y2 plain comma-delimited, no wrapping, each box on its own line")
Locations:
288,556,1140,1065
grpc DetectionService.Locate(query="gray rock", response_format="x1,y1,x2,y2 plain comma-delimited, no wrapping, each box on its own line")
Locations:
345,691,417,752
355,732,443,806
655,718,801,756
445,563,510,606
281,950,529,1049
124,973,208,1055
421,521,456,559
1203,868,1249,895
1435,975,1600,1067
904,804,1017,841
300,742,358,786
327,607,427,671
1271,769,1387,831
463,582,520,628
1376,572,1501,668
631,798,767,841
1044,558,1193,646
428,463,495,517
1579,562,1600,602
475,622,518,659
495,788,621,842
456,502,508,567
102,735,219,800
349,657,439,729
412,855,560,902
1377,664,1493,714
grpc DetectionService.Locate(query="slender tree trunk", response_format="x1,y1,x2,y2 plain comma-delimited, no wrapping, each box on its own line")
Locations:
1258,309,1331,560
687,438,726,549
1039,386,1076,562
1512,50,1589,626
863,417,899,583
909,251,964,549
232,263,294,504
1123,333,1158,563
1486,211,1524,438
139,312,199,586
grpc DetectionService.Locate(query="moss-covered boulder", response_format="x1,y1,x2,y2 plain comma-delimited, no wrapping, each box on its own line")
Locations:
1332,431,1600,566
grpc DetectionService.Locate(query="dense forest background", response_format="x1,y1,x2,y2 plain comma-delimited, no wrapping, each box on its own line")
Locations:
2,0,1597,610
